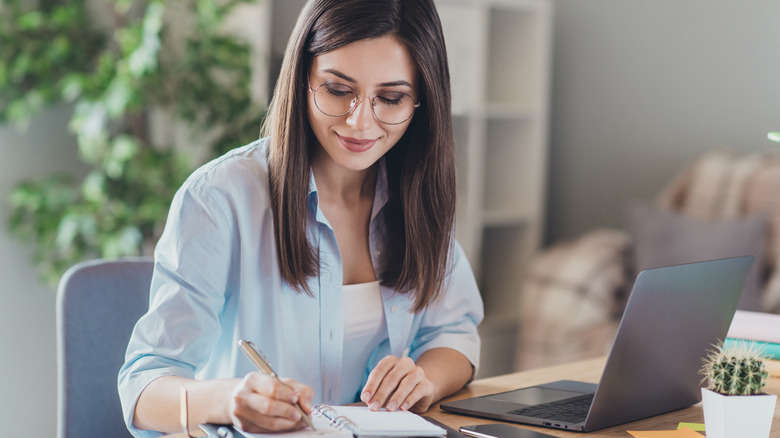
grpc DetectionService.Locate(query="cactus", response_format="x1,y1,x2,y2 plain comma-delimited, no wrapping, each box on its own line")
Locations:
701,341,769,396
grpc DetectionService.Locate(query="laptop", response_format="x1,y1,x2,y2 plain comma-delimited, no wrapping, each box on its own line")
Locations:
441,256,754,432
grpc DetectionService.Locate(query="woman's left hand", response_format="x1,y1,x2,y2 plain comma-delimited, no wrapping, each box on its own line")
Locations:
360,355,436,413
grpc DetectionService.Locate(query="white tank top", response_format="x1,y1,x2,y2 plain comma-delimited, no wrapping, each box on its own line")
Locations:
340,281,387,404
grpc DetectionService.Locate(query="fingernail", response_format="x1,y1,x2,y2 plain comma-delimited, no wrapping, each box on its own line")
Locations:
361,392,371,402
400,402,410,410
387,401,397,411
369,401,380,411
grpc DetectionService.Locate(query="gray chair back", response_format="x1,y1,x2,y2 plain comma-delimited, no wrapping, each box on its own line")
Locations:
56,257,153,438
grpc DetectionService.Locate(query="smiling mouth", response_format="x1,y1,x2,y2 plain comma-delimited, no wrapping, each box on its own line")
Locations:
337,134,378,153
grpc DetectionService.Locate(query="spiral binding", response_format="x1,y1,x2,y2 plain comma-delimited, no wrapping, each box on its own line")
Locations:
312,403,336,418
311,404,357,432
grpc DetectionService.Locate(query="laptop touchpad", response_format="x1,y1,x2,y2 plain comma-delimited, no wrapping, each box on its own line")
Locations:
487,387,582,406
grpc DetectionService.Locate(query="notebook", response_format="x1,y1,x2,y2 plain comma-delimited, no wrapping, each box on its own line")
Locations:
727,309,780,343
202,405,446,438
311,404,446,437
725,309,780,359
441,256,754,433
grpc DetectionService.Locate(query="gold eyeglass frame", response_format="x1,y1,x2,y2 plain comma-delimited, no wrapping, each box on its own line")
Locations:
308,82,421,125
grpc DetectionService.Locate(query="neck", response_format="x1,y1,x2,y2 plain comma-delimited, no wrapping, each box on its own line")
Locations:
311,152,378,204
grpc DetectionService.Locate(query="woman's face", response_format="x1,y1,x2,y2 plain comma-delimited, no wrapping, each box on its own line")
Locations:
307,35,419,173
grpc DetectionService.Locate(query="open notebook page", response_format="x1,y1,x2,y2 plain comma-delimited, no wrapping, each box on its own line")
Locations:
323,406,445,437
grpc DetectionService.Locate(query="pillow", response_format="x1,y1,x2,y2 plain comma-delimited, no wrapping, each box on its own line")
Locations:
627,202,768,311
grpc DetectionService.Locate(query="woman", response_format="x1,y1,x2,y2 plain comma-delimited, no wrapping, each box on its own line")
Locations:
118,0,483,436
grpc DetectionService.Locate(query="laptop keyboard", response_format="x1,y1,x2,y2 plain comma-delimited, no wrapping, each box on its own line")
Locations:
507,393,594,423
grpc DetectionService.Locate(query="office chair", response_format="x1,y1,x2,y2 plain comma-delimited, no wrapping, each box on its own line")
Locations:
56,257,153,438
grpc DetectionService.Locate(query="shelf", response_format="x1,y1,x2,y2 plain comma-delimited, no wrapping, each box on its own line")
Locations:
483,103,536,120
487,0,547,10
454,114,480,265
479,224,534,318
482,118,544,214
482,210,533,228
436,1,484,115
485,3,548,107
476,312,521,378
441,0,549,313
453,114,471,202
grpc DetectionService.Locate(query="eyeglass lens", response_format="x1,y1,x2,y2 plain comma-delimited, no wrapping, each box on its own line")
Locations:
312,83,417,125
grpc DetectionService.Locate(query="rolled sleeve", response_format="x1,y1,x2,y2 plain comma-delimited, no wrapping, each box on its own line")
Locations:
408,242,484,373
118,176,233,438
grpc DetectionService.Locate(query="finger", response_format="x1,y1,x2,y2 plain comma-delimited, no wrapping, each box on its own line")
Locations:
385,367,426,411
246,373,300,404
282,378,315,413
361,355,399,404
233,411,302,433
233,409,304,434
404,379,435,413
231,374,307,432
367,357,417,410
232,390,304,432
234,378,303,420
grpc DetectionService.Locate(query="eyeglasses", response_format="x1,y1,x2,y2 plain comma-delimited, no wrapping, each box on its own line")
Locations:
309,82,421,125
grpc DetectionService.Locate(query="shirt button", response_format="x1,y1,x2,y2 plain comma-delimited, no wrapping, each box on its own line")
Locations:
391,305,398,313
375,250,382,256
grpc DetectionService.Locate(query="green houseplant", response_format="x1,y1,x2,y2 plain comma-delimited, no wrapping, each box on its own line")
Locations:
700,340,777,438
1,0,265,285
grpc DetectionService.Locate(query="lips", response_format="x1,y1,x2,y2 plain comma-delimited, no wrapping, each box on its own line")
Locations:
338,134,378,153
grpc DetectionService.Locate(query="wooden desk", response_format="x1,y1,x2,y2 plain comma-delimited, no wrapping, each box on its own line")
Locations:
428,357,780,437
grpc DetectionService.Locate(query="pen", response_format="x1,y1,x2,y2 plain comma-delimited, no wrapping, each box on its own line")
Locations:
238,339,316,430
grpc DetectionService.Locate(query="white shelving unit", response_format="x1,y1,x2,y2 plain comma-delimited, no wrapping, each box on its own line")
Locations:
437,0,552,376
266,0,552,377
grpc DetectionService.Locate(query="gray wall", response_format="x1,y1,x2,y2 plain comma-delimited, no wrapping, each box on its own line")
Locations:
0,106,87,437
547,0,780,244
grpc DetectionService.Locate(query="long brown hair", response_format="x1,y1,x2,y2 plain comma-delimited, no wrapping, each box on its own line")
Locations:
262,0,456,312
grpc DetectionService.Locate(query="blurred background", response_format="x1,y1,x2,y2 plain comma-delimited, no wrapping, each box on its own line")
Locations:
1,0,779,435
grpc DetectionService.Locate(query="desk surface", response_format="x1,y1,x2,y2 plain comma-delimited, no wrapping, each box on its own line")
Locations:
428,356,780,437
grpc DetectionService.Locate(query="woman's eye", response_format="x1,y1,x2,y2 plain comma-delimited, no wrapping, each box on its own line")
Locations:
324,84,354,97
376,92,405,106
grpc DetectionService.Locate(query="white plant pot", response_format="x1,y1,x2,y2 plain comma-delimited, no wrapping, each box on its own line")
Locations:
701,388,777,438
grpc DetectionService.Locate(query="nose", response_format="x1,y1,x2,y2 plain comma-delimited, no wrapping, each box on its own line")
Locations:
346,96,375,130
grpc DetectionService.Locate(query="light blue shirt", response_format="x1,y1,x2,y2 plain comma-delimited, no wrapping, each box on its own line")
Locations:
118,138,483,438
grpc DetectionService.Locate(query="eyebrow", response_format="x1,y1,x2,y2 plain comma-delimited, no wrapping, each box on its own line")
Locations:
322,68,414,88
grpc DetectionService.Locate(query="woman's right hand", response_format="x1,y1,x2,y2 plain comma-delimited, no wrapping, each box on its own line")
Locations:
229,372,314,433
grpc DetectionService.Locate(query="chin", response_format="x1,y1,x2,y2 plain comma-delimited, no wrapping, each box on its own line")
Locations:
336,154,381,172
